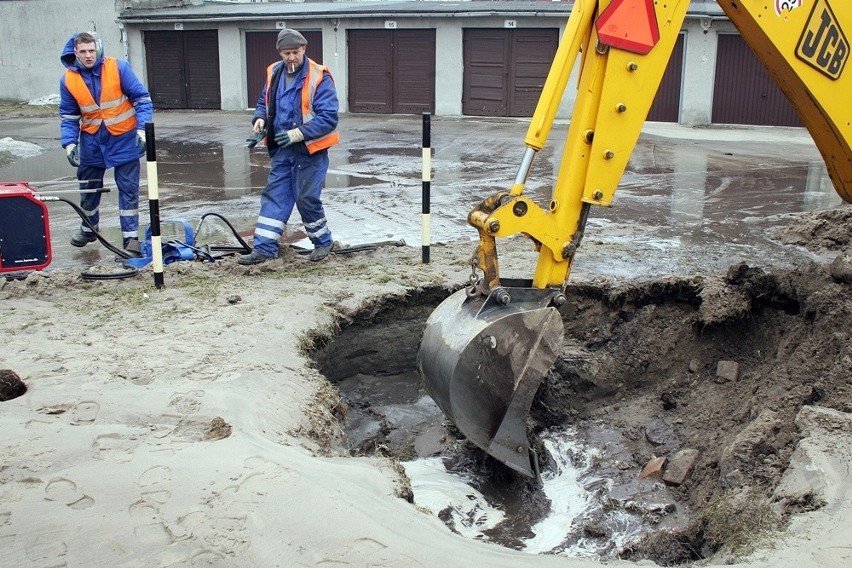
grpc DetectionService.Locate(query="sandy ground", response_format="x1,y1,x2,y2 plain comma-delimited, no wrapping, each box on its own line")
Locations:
2,236,852,568
2,102,852,567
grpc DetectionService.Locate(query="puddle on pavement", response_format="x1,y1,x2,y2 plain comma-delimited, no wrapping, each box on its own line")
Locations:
0,123,842,275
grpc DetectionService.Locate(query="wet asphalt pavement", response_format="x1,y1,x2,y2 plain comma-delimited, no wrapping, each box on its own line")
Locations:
0,110,843,276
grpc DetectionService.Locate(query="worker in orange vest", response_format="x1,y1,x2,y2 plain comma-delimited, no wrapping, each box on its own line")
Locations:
239,28,340,265
59,31,153,257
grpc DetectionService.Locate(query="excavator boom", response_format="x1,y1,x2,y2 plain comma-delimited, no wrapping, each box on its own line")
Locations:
419,0,852,478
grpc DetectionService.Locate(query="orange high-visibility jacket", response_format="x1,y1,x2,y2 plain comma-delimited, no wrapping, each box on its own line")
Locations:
64,57,137,135
264,59,340,154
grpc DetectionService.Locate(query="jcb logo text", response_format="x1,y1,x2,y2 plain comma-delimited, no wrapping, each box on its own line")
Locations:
797,0,848,79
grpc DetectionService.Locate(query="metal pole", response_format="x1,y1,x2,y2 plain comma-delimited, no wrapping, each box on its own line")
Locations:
145,122,165,290
421,113,431,264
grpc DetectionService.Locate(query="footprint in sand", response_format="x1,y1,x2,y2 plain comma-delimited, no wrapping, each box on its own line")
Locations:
68,495,95,510
138,465,172,487
128,499,175,545
44,477,95,509
190,549,226,565
25,532,68,565
44,477,77,502
168,390,204,415
93,433,137,463
131,467,177,546
70,400,100,424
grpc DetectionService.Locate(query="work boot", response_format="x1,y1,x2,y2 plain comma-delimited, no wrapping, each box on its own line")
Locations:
309,243,333,262
125,238,141,257
70,228,98,247
115,238,142,262
238,250,276,265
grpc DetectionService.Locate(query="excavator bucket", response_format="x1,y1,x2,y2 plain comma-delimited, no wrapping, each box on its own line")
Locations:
418,283,565,478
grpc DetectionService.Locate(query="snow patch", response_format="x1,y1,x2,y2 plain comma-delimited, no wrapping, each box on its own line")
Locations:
27,94,60,106
0,137,44,158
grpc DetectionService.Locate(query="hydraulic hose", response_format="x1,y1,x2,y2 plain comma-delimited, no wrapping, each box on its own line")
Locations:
51,196,140,280
193,212,252,258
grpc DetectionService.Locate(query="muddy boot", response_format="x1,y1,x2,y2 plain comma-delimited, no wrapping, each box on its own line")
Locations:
70,227,98,247
309,243,333,262
115,238,142,262
238,250,276,265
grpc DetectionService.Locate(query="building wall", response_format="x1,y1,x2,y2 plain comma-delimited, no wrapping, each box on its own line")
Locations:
0,0,125,102
0,1,751,129
680,18,737,126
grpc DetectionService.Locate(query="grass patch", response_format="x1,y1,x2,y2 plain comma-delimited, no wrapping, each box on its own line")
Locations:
621,489,782,565
268,263,327,279
295,314,341,361
698,489,781,559
173,273,221,297
290,380,347,453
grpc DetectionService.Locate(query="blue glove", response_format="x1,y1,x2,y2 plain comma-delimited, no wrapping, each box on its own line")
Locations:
274,128,304,148
136,130,146,154
66,144,80,167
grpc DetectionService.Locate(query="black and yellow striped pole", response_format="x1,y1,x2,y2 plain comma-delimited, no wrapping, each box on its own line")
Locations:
421,113,431,264
145,122,165,289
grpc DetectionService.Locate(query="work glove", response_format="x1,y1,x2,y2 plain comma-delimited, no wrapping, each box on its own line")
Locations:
274,128,304,148
66,144,80,167
252,118,265,133
246,129,267,149
136,130,146,153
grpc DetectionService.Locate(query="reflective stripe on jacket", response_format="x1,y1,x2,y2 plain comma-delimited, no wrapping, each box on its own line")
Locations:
64,57,137,135
264,59,340,154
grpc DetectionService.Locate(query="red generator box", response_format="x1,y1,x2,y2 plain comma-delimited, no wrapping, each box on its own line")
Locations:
0,182,52,273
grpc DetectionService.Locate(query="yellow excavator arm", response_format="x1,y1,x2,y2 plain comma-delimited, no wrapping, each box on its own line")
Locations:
419,0,852,478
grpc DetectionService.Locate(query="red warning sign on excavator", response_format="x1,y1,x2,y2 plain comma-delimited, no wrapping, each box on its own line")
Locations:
595,0,660,55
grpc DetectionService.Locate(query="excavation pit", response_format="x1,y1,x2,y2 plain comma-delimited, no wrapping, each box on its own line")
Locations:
309,260,852,564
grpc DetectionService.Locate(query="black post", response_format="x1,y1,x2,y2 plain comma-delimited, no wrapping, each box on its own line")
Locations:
145,122,164,289
421,113,431,264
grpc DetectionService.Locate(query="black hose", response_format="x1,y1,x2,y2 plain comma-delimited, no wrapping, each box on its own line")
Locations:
59,197,403,274
80,268,139,281
55,196,140,281
289,239,406,256
194,212,252,256
56,197,136,260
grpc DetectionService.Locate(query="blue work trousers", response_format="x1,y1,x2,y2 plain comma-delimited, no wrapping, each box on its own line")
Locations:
252,147,332,257
77,160,141,247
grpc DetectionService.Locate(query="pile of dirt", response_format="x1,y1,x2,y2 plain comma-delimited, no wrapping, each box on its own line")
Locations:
532,255,851,562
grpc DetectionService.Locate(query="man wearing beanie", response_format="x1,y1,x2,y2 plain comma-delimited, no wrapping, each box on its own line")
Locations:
240,28,340,264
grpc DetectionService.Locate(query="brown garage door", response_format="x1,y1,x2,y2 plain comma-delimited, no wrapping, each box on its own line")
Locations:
712,34,802,127
647,33,684,123
145,30,221,110
348,29,436,114
246,30,323,109
462,28,559,117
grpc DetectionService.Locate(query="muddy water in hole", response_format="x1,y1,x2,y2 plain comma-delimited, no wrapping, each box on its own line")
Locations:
317,296,687,560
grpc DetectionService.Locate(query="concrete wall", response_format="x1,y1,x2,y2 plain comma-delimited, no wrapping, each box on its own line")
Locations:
0,1,725,128
680,17,735,126
0,0,126,102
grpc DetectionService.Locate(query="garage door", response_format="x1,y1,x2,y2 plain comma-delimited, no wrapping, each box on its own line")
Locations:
462,28,559,117
246,30,323,109
712,34,802,127
145,30,221,110
647,33,684,123
348,29,436,114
